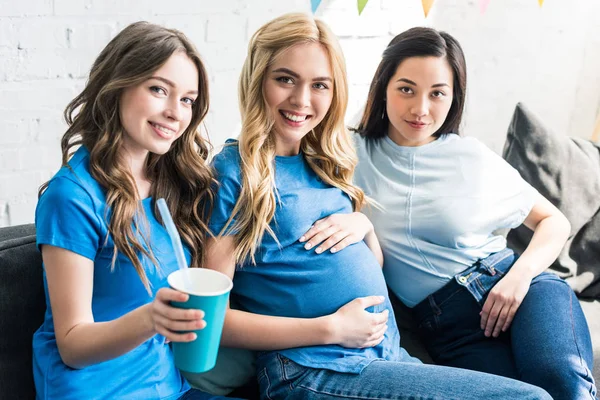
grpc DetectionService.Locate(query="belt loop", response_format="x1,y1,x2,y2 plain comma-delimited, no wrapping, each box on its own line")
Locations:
427,295,441,316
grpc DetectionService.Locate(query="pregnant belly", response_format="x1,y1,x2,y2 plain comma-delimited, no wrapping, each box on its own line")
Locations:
232,241,389,318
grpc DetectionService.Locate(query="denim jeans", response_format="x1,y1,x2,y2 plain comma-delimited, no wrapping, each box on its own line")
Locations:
412,247,597,400
256,351,551,399
179,388,243,400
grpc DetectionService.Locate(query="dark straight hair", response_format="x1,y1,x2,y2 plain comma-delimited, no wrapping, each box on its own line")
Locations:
354,27,467,140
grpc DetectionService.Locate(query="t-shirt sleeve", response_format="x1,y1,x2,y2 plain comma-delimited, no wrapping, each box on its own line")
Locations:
473,139,539,229
35,177,103,261
209,148,243,236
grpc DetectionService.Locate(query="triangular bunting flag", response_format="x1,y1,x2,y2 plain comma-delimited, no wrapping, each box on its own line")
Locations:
358,0,369,15
311,0,322,14
538,0,544,7
479,0,491,14
422,0,435,17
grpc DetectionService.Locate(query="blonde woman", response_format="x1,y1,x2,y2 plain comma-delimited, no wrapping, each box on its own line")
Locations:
34,22,239,400
205,13,550,400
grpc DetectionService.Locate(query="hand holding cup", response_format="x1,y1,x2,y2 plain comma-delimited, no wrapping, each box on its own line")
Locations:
149,287,206,342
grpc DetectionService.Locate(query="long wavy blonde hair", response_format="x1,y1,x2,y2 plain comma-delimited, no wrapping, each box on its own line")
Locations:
224,13,365,264
39,21,214,293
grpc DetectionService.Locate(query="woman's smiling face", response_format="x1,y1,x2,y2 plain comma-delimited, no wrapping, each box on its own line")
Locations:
263,42,334,156
119,51,199,159
385,56,454,147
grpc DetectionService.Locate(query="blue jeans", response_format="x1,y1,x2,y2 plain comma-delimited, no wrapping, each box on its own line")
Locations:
412,247,597,400
256,352,551,399
179,388,243,400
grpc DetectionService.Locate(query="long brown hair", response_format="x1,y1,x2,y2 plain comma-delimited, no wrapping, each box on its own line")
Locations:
40,21,213,292
224,13,365,264
355,27,467,139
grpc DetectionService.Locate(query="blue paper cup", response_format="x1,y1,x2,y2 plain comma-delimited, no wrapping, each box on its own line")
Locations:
168,268,233,373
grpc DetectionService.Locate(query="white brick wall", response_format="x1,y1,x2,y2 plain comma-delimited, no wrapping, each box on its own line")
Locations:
1,0,599,226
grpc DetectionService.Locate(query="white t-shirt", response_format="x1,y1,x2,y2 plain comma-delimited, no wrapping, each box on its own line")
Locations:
354,133,538,307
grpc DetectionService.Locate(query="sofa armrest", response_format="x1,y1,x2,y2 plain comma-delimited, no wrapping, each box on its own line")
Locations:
0,224,45,400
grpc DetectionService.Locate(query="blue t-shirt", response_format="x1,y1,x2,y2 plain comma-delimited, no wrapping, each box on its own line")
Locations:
210,141,405,374
33,147,190,399
354,134,538,307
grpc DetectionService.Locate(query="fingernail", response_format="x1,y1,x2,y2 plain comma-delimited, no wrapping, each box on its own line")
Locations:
379,296,385,301
304,243,312,250
330,247,337,253
315,247,322,254
299,236,306,242
190,333,197,341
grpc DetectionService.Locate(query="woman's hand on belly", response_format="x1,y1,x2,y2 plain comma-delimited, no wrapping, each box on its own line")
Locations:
326,296,389,348
299,212,374,255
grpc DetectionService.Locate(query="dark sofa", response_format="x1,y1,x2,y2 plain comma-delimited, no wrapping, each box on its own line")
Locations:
0,223,598,400
0,223,259,400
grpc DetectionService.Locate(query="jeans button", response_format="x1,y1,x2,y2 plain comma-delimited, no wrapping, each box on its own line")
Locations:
458,276,467,283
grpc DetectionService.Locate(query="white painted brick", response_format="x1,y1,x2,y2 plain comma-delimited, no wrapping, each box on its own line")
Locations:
6,46,96,82
0,18,18,48
19,146,46,171
246,0,307,15
53,0,93,16
1,0,600,227
324,0,381,12
202,42,247,73
7,195,39,225
0,171,42,200
341,37,391,85
0,0,52,17
0,121,26,146
54,0,148,17
206,14,247,44
16,18,69,49
150,0,248,15
10,49,65,80
0,48,19,81
36,118,68,145
22,48,99,81
0,149,21,171
158,17,206,47
322,9,389,38
65,21,116,52
0,201,8,228
207,70,242,145
246,12,284,40
0,84,79,111
347,83,370,126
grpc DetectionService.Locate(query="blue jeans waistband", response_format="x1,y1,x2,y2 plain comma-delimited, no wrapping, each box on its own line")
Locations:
413,248,517,316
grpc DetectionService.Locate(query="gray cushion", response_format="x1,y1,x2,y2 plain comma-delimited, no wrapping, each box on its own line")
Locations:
0,224,45,400
503,102,600,298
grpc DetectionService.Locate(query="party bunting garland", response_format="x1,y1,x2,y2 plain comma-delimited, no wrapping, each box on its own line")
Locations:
421,0,434,17
311,0,322,14
479,0,491,14
309,0,545,16
358,0,369,15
